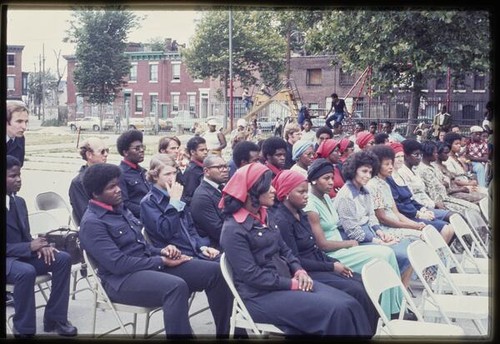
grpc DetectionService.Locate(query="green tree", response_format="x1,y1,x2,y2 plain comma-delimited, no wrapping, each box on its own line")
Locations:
307,10,491,134
183,9,286,111
64,6,140,130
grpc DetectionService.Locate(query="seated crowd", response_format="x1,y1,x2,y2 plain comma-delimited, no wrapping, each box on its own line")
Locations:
7,117,491,338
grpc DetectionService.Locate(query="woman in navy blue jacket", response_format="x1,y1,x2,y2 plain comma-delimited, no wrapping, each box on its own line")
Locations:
219,162,373,336
271,169,378,334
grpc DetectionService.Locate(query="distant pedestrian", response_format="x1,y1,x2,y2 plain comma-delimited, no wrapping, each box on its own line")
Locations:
6,100,29,166
325,93,350,128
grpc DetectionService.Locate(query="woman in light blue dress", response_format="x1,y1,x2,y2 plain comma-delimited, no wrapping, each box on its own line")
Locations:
304,159,402,318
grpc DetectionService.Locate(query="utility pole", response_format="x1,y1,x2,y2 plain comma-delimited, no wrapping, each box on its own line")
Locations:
229,8,234,131
286,26,291,83
42,44,46,122
39,54,42,120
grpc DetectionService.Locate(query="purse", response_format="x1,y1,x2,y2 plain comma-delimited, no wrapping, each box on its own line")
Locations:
43,227,85,266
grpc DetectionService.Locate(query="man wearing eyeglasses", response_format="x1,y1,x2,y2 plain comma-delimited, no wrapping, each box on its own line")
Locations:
191,155,229,249
117,129,151,219
69,137,109,226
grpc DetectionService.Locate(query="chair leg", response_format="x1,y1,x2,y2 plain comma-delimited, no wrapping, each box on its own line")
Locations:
132,313,138,339
38,282,51,302
71,270,78,300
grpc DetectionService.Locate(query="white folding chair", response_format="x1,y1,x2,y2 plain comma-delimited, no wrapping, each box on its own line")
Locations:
83,250,164,338
449,214,490,273
361,259,464,337
464,208,492,255
479,197,489,223
35,191,75,229
407,240,490,336
422,225,488,275
6,274,53,333
219,253,284,338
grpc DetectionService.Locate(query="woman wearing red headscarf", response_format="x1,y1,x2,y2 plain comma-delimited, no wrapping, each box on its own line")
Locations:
356,131,375,150
271,170,377,335
316,139,345,198
338,138,355,163
219,163,373,336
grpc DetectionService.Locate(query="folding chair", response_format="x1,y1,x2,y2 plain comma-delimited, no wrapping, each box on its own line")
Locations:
407,240,490,336
34,191,75,229
422,225,489,276
479,197,489,224
220,253,284,338
464,208,492,255
6,274,53,333
29,210,91,300
361,259,464,337
449,214,491,273
83,250,164,338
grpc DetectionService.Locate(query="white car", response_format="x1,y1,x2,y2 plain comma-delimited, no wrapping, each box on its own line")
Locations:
68,117,114,131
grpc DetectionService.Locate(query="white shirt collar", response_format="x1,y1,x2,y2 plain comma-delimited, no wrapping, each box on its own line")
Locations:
203,177,222,192
6,134,14,143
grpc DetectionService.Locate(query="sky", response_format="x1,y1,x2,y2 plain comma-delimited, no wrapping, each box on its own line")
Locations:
6,8,200,77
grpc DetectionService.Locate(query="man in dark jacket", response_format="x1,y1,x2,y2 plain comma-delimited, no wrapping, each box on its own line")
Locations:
180,136,208,206
6,101,29,166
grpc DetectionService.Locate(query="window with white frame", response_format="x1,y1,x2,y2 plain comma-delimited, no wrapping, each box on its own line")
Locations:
172,63,181,81
7,76,15,90
130,63,137,82
171,93,180,112
135,94,143,112
150,94,158,115
7,54,15,66
149,63,158,82
473,73,485,90
188,94,196,113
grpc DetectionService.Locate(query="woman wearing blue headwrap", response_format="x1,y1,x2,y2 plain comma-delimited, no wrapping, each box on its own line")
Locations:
290,140,315,177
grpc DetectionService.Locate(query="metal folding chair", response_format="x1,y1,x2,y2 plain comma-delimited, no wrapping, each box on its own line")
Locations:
220,253,284,338
479,197,489,224
34,191,75,228
464,208,492,255
361,259,464,337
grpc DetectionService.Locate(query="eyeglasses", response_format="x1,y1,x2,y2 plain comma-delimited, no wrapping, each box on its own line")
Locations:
207,164,229,171
130,144,146,152
411,152,422,157
98,148,109,154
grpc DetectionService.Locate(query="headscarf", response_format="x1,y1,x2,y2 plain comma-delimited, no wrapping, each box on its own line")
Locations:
389,142,404,154
292,140,315,161
356,131,375,149
219,162,269,208
272,170,307,202
338,138,351,153
307,158,334,182
316,139,339,158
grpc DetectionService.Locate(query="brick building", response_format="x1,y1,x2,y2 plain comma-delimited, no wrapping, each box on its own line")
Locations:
7,45,28,101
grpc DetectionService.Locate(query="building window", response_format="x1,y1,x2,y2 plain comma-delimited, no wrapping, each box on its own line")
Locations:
7,76,15,90
172,63,181,81
188,94,196,113
435,74,447,90
339,68,355,86
306,69,322,85
76,95,84,114
453,77,466,90
149,64,158,82
462,104,475,120
473,73,485,90
150,94,158,115
171,94,180,112
7,54,15,66
135,94,143,112
130,64,137,82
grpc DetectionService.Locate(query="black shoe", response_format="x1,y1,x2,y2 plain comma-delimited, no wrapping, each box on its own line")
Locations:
12,326,35,339
43,319,78,337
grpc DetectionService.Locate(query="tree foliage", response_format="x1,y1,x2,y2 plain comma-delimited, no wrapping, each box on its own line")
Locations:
306,10,491,126
64,6,140,105
183,9,286,90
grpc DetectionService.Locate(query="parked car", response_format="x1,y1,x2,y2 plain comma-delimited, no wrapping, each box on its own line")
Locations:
126,117,172,132
68,116,114,132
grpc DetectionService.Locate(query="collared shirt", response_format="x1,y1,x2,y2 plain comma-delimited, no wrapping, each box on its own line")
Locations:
118,160,151,219
181,161,204,205
6,135,14,143
203,176,221,192
467,141,488,159
332,180,381,242
395,164,435,208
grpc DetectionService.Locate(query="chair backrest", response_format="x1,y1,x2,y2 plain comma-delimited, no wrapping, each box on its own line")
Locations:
449,214,489,259
479,197,489,222
463,209,490,254
361,259,424,327
421,225,465,274
35,191,74,228
28,211,61,236
219,253,262,334
407,240,462,296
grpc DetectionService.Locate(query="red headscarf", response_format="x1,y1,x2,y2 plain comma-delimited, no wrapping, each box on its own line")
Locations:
272,170,308,202
389,142,404,154
316,139,339,158
356,131,375,149
338,138,351,153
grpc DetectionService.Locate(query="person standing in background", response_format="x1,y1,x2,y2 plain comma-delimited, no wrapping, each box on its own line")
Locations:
6,100,29,167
